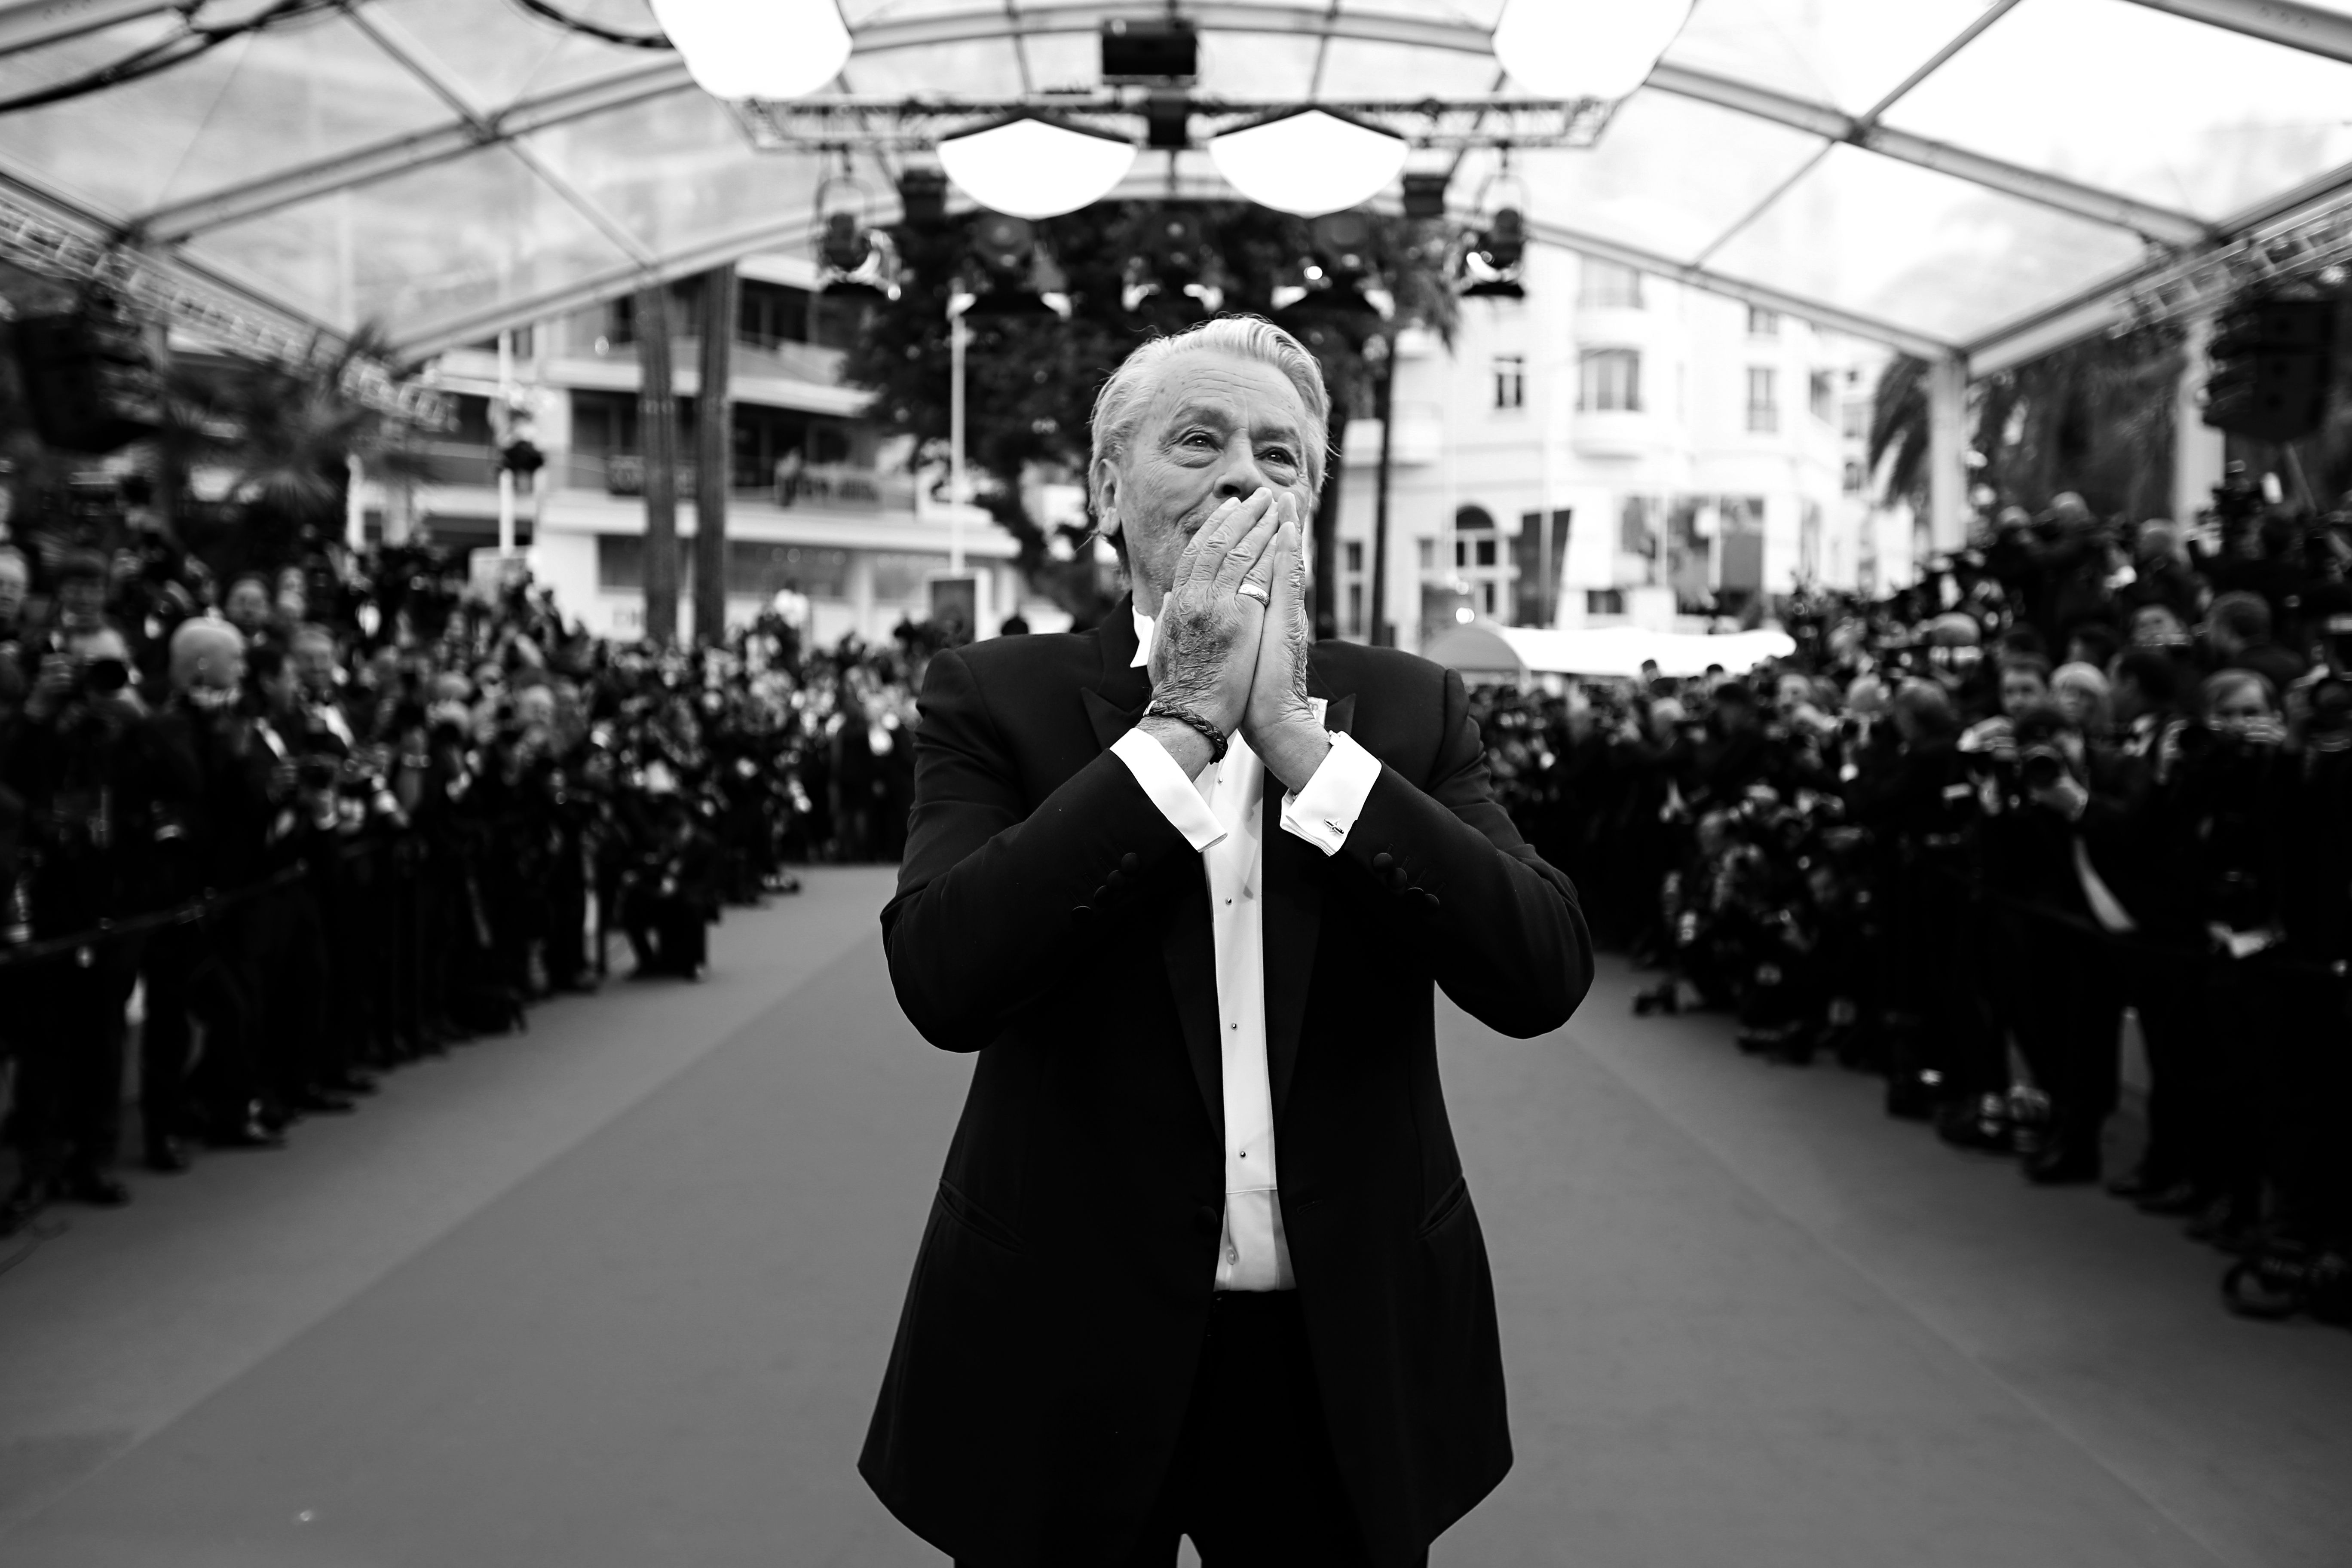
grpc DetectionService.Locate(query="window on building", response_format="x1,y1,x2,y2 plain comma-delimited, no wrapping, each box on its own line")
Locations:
1843,459,1866,493
1747,306,1780,337
1810,370,1835,423
1841,404,1867,441
1453,506,1498,570
1746,367,1779,433
1586,588,1626,616
1578,260,1643,308
1577,349,1642,412
737,279,814,349
1416,538,1435,572
1492,353,1525,410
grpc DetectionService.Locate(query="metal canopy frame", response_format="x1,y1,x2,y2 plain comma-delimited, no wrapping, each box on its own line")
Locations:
2,0,2346,368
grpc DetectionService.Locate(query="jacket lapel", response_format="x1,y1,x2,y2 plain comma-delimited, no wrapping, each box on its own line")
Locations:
1262,671,1355,1119
1091,597,1226,1140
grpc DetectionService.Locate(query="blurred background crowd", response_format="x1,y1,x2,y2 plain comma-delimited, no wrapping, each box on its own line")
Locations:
1468,470,2352,1329
0,514,940,1239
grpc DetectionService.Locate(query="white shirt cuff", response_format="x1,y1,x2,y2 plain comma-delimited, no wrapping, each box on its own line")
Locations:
1109,726,1226,852
1277,731,1380,857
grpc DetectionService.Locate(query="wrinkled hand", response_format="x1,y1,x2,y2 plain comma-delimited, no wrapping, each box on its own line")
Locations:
1145,487,1283,735
1239,504,1331,793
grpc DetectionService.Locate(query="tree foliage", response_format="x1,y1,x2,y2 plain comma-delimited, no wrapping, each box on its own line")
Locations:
1871,322,2187,523
838,200,1458,625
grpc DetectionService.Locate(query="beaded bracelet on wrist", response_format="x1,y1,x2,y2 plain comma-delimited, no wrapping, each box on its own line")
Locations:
1143,703,1228,764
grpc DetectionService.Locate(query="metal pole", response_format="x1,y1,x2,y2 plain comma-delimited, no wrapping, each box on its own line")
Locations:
2172,309,2226,523
949,299,967,576
694,263,736,644
1366,334,1396,647
346,453,364,552
496,328,516,557
1926,354,1969,557
638,282,680,646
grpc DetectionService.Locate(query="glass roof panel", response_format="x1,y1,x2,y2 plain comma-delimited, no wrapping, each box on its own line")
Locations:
1507,89,1828,263
1660,0,1998,114
843,35,1026,96
1195,29,1323,102
1340,0,1505,24
1883,0,2352,220
1313,37,1501,99
0,13,452,220
188,143,636,340
381,0,666,110
1015,31,1105,94
1702,142,2148,342
519,88,820,262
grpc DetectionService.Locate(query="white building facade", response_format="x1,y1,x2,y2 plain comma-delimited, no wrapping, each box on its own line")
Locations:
1329,247,1911,652
389,254,1043,646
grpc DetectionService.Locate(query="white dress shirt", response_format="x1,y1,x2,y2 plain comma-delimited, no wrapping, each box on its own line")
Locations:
1108,607,1383,1290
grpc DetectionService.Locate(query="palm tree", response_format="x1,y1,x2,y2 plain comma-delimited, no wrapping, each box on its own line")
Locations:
1870,324,2186,524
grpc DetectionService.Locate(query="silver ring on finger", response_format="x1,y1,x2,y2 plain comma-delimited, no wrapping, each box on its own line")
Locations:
1237,580,1270,603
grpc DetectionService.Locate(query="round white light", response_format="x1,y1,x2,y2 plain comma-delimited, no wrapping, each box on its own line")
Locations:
649,0,852,101
1491,0,1697,102
935,116,1138,220
1208,109,1409,217
1455,605,1476,624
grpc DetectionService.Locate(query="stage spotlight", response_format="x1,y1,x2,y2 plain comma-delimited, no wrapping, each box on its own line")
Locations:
1461,207,1526,299
1402,172,1451,222
963,212,1067,320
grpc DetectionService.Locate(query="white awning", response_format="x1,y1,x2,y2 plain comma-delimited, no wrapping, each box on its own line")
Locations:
1423,621,1798,679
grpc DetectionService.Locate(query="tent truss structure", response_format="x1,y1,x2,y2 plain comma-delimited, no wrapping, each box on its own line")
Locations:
1,0,2348,383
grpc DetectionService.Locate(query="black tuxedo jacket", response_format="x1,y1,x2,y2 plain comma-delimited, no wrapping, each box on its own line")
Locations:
860,600,1593,1566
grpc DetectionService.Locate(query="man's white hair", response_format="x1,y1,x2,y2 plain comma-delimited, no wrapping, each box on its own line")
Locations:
1089,315,1332,501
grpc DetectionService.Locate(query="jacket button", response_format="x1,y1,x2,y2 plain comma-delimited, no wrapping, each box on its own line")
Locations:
1070,904,1095,921
1386,866,1411,892
1092,884,1111,903
1416,889,1442,913
1371,852,1394,872
1194,1205,1220,1236
1121,852,1141,874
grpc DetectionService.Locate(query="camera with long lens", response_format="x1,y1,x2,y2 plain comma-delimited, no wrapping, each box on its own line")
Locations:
2016,744,2067,792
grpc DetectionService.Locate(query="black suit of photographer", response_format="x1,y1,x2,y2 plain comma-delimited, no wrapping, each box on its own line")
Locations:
2,680,179,1184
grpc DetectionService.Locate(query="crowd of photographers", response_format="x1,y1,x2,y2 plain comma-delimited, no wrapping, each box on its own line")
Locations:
0,533,927,1238
1475,480,2352,1326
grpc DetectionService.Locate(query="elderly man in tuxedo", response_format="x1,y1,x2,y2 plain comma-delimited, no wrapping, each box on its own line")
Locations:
861,315,1592,1567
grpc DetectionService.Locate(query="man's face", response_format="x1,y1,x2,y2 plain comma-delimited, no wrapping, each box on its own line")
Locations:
1092,351,1315,611
293,636,338,695
2131,605,2185,647
57,575,104,628
2000,668,2049,717
225,581,270,630
0,559,25,624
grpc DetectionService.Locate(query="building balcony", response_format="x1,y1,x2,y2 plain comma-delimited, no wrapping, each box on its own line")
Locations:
1341,401,1444,467
559,451,918,512
1570,408,1673,459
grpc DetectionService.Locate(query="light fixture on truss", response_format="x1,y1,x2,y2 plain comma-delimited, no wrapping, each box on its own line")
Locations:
1490,0,1697,102
936,114,1137,220
813,158,899,306
649,0,852,101
1460,154,1529,300
1208,108,1409,217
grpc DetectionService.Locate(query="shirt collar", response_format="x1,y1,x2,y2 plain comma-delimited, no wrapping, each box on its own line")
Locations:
1131,604,1153,669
